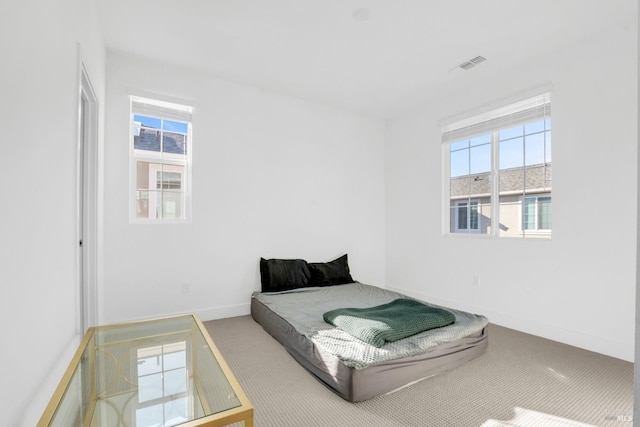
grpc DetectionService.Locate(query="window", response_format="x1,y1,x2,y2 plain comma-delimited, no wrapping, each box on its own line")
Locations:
455,200,480,232
524,196,551,231
130,96,192,221
442,92,551,238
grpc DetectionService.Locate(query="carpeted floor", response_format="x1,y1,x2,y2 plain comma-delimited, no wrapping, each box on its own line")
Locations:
204,316,633,427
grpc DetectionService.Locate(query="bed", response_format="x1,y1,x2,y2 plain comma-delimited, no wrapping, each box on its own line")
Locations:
251,255,489,402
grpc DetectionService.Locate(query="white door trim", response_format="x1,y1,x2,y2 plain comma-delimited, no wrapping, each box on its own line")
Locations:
77,46,99,333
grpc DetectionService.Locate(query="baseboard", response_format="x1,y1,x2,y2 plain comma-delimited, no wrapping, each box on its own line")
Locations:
387,285,633,363
195,302,251,322
107,303,252,328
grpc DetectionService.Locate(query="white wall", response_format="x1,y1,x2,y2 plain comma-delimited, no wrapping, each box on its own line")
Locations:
102,53,386,323
0,0,105,425
0,5,632,424
385,24,637,361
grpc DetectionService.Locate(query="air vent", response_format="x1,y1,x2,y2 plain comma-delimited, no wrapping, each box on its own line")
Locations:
458,56,487,70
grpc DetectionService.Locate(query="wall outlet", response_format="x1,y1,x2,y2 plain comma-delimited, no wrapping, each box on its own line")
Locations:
181,283,190,294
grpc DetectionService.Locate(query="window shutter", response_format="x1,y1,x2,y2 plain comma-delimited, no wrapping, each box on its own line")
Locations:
441,92,551,144
131,97,192,122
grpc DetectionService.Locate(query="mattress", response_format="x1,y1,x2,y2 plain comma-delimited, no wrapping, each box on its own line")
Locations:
251,283,488,402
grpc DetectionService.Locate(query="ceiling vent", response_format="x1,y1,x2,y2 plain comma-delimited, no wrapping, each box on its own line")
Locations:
457,56,487,70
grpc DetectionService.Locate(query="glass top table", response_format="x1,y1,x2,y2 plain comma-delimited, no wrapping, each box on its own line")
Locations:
38,314,253,427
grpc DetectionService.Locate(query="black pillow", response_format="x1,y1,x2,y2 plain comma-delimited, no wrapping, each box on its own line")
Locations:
308,254,354,286
260,258,311,292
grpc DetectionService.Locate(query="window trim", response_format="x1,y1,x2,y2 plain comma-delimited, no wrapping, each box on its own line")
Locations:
129,94,193,224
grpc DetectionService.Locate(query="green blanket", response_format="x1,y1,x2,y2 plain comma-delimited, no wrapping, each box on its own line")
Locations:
323,299,455,348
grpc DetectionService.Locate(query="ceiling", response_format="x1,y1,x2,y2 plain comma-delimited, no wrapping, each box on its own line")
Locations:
96,0,635,119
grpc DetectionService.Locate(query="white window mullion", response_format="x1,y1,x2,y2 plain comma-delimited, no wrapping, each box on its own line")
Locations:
466,145,472,233
490,130,500,237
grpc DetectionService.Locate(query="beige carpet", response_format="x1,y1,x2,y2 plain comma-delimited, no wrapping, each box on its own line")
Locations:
204,316,633,427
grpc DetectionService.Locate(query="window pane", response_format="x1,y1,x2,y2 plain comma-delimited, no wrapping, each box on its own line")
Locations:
163,119,188,133
499,137,524,170
498,126,551,237
157,171,182,190
134,115,161,130
469,134,491,147
525,133,545,166
469,201,479,230
470,143,491,174
160,191,182,220
163,131,187,156
450,148,469,177
457,202,468,230
148,190,163,219
450,139,469,151
499,125,523,141
538,197,552,229
450,175,470,199
545,131,552,163
136,190,150,219
137,162,151,190
134,127,161,153
137,163,185,220
523,198,536,230
449,137,490,234
524,119,545,134
497,195,520,237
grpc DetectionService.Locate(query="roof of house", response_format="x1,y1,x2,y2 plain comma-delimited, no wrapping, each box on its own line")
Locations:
134,128,186,155
450,163,551,198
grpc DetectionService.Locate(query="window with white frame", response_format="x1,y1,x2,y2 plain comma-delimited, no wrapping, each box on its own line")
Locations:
455,200,480,232
442,92,551,238
131,96,192,221
524,195,551,231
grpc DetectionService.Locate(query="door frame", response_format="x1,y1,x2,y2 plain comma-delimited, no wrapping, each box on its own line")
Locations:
77,48,99,333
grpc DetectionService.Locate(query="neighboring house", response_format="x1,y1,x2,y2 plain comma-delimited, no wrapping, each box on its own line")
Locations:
134,125,186,154
134,123,188,220
449,163,552,237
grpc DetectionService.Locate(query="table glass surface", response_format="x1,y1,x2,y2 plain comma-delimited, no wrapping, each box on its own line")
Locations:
48,315,242,427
